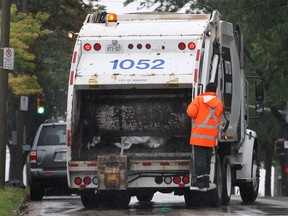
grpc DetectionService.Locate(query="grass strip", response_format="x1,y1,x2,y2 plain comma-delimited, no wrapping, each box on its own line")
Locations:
0,187,28,216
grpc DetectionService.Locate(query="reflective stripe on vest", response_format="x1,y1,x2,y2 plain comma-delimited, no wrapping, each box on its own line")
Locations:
191,101,221,140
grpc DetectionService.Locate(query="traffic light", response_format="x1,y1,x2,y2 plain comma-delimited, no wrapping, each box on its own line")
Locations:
37,94,45,114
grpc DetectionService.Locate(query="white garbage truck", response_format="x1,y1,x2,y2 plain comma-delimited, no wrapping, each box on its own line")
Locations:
66,10,264,207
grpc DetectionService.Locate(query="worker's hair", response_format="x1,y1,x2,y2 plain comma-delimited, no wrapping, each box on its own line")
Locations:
205,82,217,92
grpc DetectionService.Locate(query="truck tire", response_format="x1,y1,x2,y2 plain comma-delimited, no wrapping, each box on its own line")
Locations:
221,156,232,206
136,192,154,202
239,150,260,203
207,155,222,207
111,191,131,208
80,189,101,208
30,184,44,201
184,191,201,207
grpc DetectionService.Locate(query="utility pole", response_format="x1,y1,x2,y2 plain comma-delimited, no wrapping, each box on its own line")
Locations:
0,0,11,188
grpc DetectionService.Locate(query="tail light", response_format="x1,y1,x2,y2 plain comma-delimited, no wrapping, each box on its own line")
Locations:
74,177,82,185
83,177,91,185
29,150,37,164
182,176,190,184
173,176,181,184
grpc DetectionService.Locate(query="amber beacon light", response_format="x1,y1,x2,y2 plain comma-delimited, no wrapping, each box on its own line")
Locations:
106,13,117,22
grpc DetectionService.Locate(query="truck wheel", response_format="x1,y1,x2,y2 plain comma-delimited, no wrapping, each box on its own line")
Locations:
80,189,101,208
221,156,232,206
136,192,154,202
207,155,222,207
239,150,260,203
30,184,45,201
184,191,201,207
111,191,131,208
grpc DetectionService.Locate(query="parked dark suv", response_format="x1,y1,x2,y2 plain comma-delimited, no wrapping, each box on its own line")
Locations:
24,120,71,200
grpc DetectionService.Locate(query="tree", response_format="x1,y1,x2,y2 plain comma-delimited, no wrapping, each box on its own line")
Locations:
0,4,50,181
26,0,94,119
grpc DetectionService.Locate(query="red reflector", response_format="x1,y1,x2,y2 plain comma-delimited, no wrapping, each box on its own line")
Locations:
44,171,52,176
69,163,79,167
173,176,181,184
94,43,101,51
146,44,151,49
196,49,200,61
178,161,189,166
188,42,196,50
84,43,92,51
178,42,186,50
69,72,74,86
142,162,152,166
137,44,142,49
178,183,185,187
194,69,198,82
285,167,288,174
67,129,71,146
182,176,190,184
30,150,37,164
72,52,77,63
87,163,97,167
74,177,82,185
160,162,170,166
83,177,91,185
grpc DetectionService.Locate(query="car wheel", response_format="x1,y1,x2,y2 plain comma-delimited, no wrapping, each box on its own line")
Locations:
30,184,45,201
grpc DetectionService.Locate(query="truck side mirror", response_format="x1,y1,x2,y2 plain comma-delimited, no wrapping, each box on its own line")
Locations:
255,81,264,114
255,81,264,103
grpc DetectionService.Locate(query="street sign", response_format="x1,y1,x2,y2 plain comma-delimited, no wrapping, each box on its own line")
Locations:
3,47,14,70
20,96,28,111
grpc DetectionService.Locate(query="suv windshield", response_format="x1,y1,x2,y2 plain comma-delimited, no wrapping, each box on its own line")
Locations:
37,125,66,146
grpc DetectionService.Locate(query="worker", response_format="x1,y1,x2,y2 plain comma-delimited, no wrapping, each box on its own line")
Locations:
187,82,223,188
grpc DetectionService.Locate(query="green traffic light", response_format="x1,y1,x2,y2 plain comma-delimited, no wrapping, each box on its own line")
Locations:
37,106,45,114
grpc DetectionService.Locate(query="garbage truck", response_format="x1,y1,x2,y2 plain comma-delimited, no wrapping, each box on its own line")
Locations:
66,10,264,207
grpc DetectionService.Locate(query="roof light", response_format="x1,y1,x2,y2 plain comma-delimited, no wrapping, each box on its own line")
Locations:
107,13,117,22
146,44,151,49
67,31,78,39
206,30,212,37
84,43,92,51
94,43,101,51
178,42,186,50
188,42,196,50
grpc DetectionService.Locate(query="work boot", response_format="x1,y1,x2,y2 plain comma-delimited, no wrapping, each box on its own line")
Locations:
193,177,206,189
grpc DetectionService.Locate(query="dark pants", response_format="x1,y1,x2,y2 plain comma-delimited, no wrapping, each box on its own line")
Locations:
194,146,213,178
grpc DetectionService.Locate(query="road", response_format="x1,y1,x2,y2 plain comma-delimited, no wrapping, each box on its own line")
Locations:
21,193,288,216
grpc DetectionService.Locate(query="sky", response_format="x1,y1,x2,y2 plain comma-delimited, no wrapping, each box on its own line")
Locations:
85,0,156,14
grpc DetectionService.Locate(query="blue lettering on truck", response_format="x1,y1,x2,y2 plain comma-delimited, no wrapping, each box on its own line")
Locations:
110,59,165,70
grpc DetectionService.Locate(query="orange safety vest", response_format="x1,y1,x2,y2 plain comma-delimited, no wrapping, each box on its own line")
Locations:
187,92,223,148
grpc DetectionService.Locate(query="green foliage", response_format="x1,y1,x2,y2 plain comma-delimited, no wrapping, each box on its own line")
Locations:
26,0,94,118
0,187,28,216
8,74,40,96
2,5,52,74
